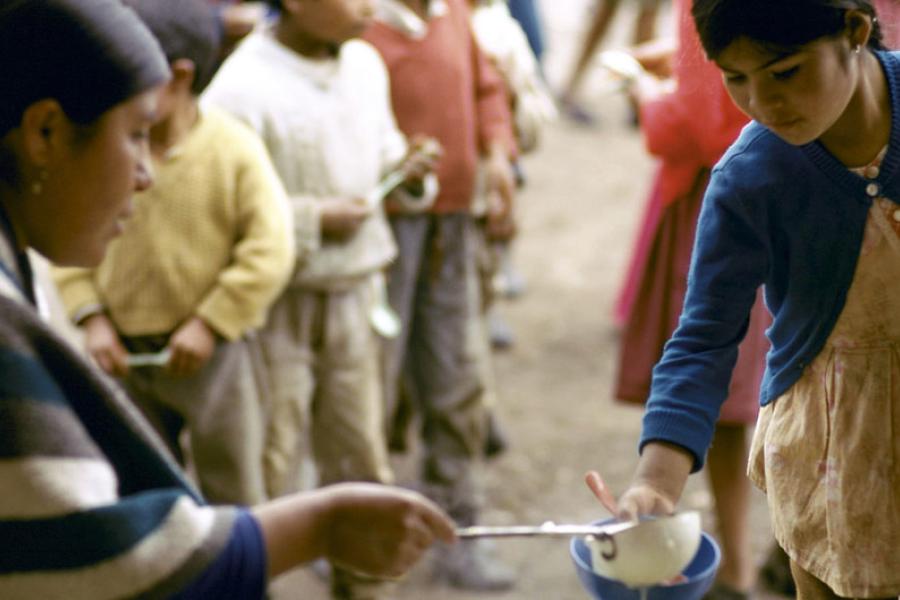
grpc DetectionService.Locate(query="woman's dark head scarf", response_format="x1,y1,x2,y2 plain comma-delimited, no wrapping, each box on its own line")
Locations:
0,0,170,137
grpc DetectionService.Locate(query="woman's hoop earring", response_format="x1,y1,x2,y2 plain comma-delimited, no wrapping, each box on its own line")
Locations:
31,169,48,195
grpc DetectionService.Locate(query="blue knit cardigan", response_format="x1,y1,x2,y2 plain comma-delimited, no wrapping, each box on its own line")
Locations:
641,50,900,471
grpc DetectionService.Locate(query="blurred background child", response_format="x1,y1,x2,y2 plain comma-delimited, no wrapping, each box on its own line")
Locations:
470,0,556,350
559,0,667,125
53,0,294,506
363,0,519,591
204,0,438,596
507,0,547,67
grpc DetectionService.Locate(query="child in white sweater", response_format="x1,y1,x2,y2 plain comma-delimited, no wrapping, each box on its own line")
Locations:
204,1,437,597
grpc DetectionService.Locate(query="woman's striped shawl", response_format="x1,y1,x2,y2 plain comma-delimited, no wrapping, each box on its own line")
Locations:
0,230,237,599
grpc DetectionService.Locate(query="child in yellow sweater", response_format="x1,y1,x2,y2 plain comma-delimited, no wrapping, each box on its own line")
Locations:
53,0,294,506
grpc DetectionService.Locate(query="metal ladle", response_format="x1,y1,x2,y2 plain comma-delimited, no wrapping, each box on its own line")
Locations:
456,520,637,540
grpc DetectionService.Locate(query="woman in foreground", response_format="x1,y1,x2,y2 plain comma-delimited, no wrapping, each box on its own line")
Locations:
0,1,453,598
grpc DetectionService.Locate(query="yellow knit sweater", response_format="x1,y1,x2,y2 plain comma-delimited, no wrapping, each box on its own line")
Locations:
53,107,294,341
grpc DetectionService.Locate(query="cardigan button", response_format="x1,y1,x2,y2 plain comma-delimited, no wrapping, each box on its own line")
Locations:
865,165,880,179
866,182,881,197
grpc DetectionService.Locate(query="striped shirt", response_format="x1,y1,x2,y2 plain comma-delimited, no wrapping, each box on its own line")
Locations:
0,216,266,598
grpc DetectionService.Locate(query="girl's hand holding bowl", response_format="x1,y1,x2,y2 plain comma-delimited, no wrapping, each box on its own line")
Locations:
580,471,709,590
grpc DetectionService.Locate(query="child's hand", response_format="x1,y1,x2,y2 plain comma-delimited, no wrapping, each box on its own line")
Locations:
220,2,266,41
484,190,517,241
400,136,442,190
630,36,676,79
586,442,691,522
584,470,676,522
320,198,372,240
627,71,676,108
83,313,129,377
615,482,678,522
166,316,216,378
485,144,516,224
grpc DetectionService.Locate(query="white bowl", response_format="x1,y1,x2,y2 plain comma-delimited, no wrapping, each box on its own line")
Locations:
586,511,702,587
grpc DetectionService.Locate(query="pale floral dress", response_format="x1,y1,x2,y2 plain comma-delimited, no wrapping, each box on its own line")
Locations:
749,148,900,598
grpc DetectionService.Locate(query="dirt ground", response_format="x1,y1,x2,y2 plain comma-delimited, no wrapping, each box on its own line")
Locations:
271,2,788,599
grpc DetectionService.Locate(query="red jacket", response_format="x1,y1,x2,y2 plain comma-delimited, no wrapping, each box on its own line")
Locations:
363,0,516,213
638,0,748,208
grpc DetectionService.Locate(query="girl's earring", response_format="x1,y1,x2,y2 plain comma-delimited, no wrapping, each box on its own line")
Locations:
854,44,862,54
31,169,48,195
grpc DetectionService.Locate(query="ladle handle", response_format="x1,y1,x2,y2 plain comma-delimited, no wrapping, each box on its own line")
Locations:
593,532,618,560
455,521,636,539
585,471,619,515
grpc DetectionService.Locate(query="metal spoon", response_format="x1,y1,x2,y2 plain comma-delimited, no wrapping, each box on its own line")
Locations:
126,348,172,368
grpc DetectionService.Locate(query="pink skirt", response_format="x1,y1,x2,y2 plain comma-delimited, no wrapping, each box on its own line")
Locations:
613,169,769,425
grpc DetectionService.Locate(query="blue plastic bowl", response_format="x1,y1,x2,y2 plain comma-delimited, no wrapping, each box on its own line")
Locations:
570,526,720,600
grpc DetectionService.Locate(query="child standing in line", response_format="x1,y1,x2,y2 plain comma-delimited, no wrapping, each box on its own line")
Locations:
875,0,900,48
592,2,900,598
469,0,555,351
469,0,556,155
363,0,518,591
506,0,546,65
203,0,437,597
53,0,294,507
559,0,667,125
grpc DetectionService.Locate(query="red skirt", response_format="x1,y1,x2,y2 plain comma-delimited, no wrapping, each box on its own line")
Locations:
613,169,769,425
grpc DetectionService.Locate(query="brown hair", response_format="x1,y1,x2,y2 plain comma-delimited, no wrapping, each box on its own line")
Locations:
692,0,884,59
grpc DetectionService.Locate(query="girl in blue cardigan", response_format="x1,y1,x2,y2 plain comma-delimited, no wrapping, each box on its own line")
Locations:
589,1,900,597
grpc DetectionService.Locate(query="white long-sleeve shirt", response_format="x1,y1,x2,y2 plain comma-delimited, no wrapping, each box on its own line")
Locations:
204,33,406,290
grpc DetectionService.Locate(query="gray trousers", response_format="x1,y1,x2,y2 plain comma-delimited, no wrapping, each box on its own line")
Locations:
258,278,393,498
384,213,487,521
122,335,267,506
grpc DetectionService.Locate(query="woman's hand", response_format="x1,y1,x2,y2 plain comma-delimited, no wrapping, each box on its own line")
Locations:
83,313,129,377
254,483,457,580
319,483,457,578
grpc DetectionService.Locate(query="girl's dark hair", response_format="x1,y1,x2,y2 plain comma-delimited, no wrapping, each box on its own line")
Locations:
124,0,222,96
692,0,884,59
